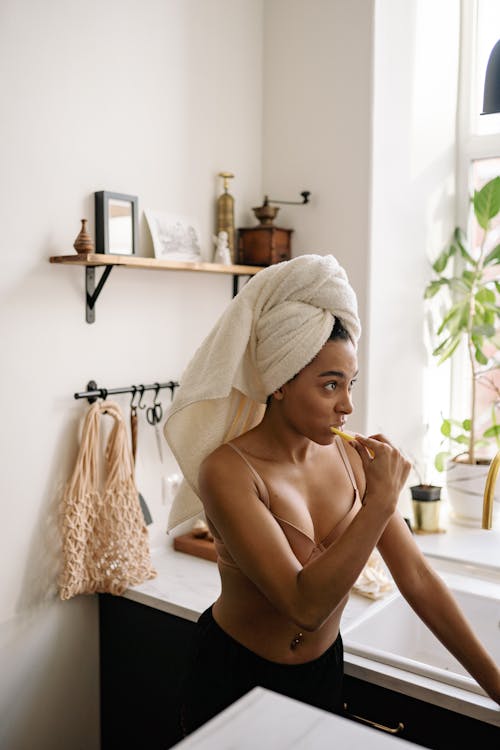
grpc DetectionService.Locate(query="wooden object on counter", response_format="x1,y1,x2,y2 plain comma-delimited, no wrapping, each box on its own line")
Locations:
173,532,217,563
238,226,293,266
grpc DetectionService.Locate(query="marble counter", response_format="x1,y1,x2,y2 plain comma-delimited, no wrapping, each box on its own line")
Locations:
413,523,500,573
125,542,220,622
172,687,418,748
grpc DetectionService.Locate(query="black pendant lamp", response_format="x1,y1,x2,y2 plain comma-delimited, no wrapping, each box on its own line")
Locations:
482,39,500,114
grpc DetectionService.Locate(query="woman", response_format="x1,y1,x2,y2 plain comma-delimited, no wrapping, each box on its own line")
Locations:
164,255,500,735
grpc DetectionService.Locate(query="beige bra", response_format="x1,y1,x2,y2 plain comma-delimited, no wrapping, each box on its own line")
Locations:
208,436,362,568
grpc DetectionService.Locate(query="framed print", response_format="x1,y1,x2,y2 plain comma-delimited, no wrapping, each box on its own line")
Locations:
144,209,202,261
95,191,138,255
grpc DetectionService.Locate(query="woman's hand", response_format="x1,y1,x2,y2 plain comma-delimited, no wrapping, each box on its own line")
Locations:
351,433,411,516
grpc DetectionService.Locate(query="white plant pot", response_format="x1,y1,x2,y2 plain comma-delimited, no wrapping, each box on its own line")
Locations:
446,458,500,527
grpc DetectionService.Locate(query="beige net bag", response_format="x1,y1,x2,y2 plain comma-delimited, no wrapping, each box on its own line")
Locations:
59,400,156,600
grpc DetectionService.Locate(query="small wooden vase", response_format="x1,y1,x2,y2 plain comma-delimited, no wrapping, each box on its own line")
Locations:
73,219,94,254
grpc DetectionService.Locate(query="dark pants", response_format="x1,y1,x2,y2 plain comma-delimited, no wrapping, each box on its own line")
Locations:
180,606,344,737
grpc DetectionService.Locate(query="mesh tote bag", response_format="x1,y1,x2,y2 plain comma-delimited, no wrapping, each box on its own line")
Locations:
59,400,156,600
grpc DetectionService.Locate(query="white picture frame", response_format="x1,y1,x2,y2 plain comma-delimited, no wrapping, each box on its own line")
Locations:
145,210,202,262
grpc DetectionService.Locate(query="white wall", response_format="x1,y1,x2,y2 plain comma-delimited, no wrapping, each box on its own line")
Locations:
262,0,375,434
368,0,460,493
0,0,462,747
0,1,263,748
262,0,460,502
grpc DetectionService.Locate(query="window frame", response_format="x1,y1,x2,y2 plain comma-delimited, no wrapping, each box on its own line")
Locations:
453,0,500,424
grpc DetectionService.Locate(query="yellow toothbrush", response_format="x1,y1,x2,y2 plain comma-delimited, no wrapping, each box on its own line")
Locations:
330,426,375,458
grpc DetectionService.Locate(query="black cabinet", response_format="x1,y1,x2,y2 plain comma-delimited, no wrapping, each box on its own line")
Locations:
343,675,500,748
99,595,500,749
99,595,196,749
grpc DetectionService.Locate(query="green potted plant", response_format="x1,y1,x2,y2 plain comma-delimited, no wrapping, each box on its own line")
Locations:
424,175,500,525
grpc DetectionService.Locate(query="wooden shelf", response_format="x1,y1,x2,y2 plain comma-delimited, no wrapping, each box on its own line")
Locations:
49,253,263,276
49,254,265,323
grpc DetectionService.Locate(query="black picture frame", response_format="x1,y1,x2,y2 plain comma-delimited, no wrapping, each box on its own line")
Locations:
95,191,139,255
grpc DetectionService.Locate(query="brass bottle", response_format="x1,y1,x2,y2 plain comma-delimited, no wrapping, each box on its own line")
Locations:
216,172,235,263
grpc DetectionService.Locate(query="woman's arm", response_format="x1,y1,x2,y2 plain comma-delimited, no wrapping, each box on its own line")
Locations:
199,434,409,631
377,513,500,704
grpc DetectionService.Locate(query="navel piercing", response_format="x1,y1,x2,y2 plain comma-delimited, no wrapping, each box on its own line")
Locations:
290,632,304,649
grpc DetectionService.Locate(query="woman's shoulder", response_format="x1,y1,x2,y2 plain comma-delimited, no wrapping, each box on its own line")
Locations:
199,442,262,515
200,442,234,474
199,442,252,486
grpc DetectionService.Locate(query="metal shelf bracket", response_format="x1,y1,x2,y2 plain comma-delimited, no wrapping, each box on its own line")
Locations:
86,265,114,323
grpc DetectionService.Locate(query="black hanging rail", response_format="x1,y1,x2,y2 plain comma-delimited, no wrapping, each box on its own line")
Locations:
74,379,180,404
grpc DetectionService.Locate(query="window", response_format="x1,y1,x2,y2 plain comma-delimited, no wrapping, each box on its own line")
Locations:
454,0,500,451
457,0,500,219
473,1,500,135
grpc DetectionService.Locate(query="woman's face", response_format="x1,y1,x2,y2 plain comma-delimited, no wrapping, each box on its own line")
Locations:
278,338,358,445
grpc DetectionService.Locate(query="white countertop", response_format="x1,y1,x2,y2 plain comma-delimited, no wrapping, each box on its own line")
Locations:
126,524,500,728
172,687,419,748
125,541,220,622
414,523,500,573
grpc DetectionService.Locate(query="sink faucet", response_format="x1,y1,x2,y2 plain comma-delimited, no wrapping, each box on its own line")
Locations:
482,450,500,529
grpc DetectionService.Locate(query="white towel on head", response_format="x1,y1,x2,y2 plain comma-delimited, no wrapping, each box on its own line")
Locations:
164,253,360,531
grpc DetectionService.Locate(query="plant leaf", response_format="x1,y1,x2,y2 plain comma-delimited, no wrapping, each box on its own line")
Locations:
454,227,476,264
433,246,453,273
437,304,463,336
437,336,461,365
434,452,449,472
472,323,496,337
473,176,500,229
463,269,478,285
476,287,496,304
440,420,451,437
457,303,470,330
475,347,489,365
484,243,500,266
424,279,449,299
455,274,473,291
484,425,500,438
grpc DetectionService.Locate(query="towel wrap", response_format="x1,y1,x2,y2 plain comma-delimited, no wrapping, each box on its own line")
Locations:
164,253,361,531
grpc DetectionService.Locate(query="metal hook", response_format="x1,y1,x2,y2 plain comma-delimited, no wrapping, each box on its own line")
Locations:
100,388,108,400
147,383,163,425
137,385,146,409
168,381,177,401
130,385,139,412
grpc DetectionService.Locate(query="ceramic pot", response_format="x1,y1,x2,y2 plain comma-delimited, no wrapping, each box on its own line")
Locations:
73,218,94,254
446,458,500,526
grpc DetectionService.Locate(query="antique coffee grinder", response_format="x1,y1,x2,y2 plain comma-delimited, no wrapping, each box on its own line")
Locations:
238,191,310,266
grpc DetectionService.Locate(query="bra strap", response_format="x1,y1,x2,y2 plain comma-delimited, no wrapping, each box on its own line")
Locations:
335,435,360,496
225,442,271,508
